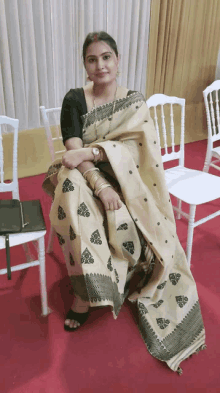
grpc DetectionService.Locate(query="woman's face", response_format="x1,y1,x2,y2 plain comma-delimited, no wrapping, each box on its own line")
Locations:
84,41,119,85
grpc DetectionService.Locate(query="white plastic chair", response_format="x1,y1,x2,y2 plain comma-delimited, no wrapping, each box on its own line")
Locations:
0,116,50,316
203,80,220,173
40,106,65,253
146,94,220,267
40,106,64,161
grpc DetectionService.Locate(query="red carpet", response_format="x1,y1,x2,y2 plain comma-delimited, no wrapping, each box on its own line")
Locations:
1,139,220,393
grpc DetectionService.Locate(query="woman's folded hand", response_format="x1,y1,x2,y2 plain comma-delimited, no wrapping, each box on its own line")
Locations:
62,149,85,169
98,187,122,211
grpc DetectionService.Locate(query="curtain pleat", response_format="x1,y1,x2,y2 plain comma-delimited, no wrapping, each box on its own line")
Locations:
0,0,17,120
119,0,132,88
136,0,151,92
216,47,220,80
21,0,41,127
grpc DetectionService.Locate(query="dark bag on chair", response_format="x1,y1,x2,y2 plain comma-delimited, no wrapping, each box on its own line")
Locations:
0,199,46,280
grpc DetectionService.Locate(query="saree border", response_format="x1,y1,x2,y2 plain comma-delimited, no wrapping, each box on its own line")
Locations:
81,91,145,128
70,273,124,316
138,300,204,361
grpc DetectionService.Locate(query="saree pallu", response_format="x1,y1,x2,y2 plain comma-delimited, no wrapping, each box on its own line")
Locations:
43,87,206,373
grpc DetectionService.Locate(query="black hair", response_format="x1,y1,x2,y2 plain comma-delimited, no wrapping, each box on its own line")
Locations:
82,31,118,62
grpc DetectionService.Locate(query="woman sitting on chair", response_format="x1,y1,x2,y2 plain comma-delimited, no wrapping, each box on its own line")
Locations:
43,31,205,374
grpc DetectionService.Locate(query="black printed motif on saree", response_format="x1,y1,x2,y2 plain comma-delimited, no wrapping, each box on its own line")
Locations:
139,302,148,316
114,269,119,283
58,205,66,220
69,225,76,240
123,241,135,255
107,256,113,271
176,296,188,308
47,163,62,177
81,248,94,264
153,300,164,308
169,273,181,285
157,281,167,290
69,252,75,266
90,230,102,245
117,223,128,231
77,202,90,217
156,318,170,330
62,178,74,193
56,233,65,245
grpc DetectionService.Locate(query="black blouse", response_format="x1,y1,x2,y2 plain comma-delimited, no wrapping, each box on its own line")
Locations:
60,88,135,144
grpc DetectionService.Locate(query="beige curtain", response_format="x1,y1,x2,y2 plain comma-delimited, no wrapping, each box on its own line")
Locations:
146,0,220,144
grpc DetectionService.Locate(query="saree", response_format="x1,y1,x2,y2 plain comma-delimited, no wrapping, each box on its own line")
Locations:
43,86,206,374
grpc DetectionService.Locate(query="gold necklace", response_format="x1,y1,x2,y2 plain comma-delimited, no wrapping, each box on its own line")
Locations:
93,85,118,138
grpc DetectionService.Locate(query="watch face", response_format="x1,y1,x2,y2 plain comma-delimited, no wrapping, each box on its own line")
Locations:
93,148,99,155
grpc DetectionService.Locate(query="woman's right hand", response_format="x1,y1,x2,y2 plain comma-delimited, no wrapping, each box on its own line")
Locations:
98,187,122,211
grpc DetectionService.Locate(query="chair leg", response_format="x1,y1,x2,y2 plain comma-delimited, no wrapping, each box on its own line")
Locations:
203,150,212,173
22,243,35,263
46,226,56,253
38,236,49,316
186,204,196,267
12,185,19,200
176,198,182,219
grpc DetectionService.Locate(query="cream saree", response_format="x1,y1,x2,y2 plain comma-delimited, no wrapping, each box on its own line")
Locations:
43,86,206,374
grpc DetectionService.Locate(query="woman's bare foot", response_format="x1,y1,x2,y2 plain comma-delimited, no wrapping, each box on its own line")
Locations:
64,297,90,329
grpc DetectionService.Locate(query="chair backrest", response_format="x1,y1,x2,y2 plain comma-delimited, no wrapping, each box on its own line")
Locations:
203,80,220,145
40,106,65,161
0,116,19,199
146,94,185,166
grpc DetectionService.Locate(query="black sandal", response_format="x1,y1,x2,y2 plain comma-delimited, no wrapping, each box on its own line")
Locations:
64,309,89,332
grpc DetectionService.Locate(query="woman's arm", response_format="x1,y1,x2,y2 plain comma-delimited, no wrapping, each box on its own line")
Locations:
62,137,108,171
62,137,121,211
63,137,107,194
63,137,95,172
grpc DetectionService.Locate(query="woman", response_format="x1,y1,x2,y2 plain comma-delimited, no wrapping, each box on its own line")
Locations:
43,31,205,374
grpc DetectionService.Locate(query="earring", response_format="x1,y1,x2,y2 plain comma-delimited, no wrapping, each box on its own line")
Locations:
86,75,91,82
116,69,121,77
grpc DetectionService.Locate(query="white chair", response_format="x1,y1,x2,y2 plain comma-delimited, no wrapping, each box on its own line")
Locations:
0,115,50,316
40,106,64,161
203,80,220,173
146,94,220,267
40,106,65,253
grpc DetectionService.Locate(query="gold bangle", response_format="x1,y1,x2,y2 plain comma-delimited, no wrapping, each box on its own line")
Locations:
87,171,104,190
83,167,99,179
95,183,112,197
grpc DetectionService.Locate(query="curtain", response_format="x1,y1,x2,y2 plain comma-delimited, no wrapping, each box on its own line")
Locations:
146,0,220,143
0,0,151,131
216,46,220,80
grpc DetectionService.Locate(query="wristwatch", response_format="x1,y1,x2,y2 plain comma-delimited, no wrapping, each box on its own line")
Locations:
92,147,100,162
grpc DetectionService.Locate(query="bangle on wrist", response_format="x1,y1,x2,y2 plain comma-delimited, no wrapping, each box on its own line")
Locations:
83,169,104,190
89,171,104,189
95,183,112,197
83,167,99,179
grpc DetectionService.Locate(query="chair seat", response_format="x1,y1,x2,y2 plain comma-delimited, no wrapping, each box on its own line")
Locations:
0,230,46,249
165,166,220,205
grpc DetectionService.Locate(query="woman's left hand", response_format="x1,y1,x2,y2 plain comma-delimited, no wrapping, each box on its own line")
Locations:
62,149,85,169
